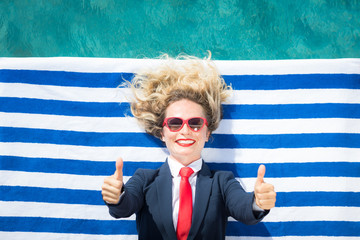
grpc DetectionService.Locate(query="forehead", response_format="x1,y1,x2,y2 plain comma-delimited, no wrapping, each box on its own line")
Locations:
165,99,205,118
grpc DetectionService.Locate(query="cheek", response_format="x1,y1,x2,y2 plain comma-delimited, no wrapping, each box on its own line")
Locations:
161,129,175,142
161,127,171,142
196,131,209,145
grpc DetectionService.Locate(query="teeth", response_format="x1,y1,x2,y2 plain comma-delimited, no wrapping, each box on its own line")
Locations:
177,140,195,144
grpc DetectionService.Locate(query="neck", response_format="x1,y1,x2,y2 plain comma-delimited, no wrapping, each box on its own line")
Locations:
170,155,201,167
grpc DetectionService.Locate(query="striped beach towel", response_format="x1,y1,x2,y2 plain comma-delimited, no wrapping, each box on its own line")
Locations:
0,57,359,239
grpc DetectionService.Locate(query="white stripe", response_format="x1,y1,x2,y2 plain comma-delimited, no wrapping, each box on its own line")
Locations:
230,207,360,222
1,171,359,192
0,57,162,73
239,177,360,193
266,207,360,222
0,201,133,221
2,201,358,222
0,113,142,133
0,171,104,190
0,82,129,102
1,57,359,74
231,89,360,104
2,83,360,105
202,147,360,164
0,232,138,240
0,201,114,220
1,143,360,163
215,58,360,75
216,118,360,134
0,82,131,103
2,113,360,134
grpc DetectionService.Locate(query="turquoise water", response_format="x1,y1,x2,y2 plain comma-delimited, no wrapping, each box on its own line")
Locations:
0,0,359,60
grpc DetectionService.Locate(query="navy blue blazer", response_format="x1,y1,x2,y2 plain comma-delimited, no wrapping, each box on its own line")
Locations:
107,160,268,240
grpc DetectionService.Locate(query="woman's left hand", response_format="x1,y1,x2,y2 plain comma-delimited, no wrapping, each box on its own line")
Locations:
254,165,276,210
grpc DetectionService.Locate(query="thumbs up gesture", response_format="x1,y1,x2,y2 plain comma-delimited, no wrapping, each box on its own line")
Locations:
102,158,124,204
254,165,276,210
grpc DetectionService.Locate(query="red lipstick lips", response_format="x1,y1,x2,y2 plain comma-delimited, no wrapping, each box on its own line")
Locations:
176,139,196,147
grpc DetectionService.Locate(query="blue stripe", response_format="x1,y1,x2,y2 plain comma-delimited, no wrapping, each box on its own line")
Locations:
0,97,131,117
1,127,360,148
208,162,360,178
1,97,359,119
0,217,136,235
1,69,359,90
0,217,358,236
210,133,360,148
1,96,360,120
0,127,162,147
1,186,359,207
0,69,132,88
0,156,161,176
1,156,359,178
224,74,360,90
0,186,104,205
226,221,360,237
223,103,360,119
275,192,360,207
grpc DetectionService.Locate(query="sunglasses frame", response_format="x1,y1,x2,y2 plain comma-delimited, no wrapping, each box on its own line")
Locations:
162,117,208,132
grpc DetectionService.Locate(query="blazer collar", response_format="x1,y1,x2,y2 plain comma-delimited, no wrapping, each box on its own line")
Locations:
155,160,177,239
188,160,213,239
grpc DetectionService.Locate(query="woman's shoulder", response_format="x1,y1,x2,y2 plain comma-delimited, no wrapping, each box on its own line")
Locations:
133,167,161,178
201,162,234,177
210,169,236,179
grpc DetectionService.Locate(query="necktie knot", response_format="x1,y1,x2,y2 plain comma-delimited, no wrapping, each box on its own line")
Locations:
179,167,194,178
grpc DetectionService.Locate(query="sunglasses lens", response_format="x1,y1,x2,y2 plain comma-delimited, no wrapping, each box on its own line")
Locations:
188,118,205,131
167,118,183,131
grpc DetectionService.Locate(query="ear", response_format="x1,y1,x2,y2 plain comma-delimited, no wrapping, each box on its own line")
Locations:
160,129,165,142
206,130,211,142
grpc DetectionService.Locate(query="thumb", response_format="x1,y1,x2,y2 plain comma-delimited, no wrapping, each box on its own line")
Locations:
256,164,266,185
114,157,123,181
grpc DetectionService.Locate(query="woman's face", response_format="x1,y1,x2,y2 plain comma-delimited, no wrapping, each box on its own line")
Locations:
162,99,210,166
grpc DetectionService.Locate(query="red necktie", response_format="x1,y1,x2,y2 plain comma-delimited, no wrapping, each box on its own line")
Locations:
177,167,194,240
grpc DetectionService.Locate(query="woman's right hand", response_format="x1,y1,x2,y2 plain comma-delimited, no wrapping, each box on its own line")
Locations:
102,158,124,204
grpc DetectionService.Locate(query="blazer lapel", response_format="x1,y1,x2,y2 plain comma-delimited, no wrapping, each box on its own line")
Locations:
153,161,177,239
188,161,213,239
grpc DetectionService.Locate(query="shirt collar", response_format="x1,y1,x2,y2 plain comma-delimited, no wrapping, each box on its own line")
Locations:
168,155,203,178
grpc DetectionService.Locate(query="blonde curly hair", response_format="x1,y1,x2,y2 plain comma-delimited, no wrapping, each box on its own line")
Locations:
129,54,232,139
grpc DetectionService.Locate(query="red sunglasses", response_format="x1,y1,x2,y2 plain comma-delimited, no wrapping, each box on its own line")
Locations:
163,117,208,132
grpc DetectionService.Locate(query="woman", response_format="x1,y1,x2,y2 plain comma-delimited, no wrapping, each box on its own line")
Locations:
102,54,276,240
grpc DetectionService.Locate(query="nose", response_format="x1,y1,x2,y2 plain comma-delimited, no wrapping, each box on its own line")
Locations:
179,122,191,134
